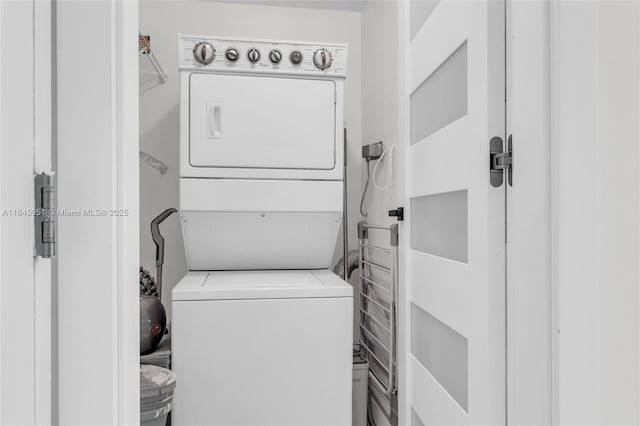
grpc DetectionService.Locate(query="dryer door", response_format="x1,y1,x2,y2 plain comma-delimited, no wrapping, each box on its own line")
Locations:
189,73,336,170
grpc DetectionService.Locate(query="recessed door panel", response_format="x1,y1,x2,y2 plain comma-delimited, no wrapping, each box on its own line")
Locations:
189,73,336,170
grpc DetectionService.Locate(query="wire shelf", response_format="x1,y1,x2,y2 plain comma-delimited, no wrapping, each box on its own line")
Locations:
139,32,167,83
139,150,168,174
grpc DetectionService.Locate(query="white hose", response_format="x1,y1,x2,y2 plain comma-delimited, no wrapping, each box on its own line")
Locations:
360,160,371,217
372,143,396,191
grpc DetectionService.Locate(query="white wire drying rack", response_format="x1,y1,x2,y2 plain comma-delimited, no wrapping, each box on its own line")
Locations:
358,221,398,425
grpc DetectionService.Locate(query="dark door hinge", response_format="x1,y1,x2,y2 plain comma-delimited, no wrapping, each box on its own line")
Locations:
490,135,513,187
34,173,56,258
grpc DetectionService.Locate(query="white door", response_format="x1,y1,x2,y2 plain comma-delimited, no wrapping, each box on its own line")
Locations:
401,1,506,424
0,0,53,424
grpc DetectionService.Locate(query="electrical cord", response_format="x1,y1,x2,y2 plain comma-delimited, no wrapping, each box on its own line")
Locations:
360,159,371,217
372,143,396,191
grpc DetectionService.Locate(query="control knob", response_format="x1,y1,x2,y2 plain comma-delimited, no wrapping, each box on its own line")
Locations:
225,47,239,62
290,50,303,65
247,48,261,63
313,48,332,70
269,49,282,64
193,42,215,65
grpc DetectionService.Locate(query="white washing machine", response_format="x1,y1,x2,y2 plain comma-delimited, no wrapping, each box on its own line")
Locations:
173,270,352,426
172,35,352,426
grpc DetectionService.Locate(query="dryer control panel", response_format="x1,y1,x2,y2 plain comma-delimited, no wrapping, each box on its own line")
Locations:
178,34,348,77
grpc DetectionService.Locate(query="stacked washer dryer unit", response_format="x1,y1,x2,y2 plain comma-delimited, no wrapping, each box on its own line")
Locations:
172,35,353,426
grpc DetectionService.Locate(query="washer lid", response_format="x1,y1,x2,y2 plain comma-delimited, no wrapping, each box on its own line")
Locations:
172,270,352,301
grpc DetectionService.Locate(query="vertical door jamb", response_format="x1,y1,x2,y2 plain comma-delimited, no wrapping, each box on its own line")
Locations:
34,0,53,424
56,1,139,424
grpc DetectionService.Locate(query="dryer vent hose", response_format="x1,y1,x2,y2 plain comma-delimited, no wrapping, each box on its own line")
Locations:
333,250,360,280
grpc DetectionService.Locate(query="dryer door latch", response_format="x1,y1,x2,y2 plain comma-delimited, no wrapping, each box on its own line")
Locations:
388,207,404,222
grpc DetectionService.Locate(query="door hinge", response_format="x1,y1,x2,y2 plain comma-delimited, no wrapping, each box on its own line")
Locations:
34,173,56,258
490,135,513,187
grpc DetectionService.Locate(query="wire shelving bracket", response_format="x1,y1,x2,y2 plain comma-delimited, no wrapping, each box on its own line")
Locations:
139,150,168,174
139,32,167,83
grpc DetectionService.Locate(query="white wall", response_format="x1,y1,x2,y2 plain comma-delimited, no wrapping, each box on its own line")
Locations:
597,2,640,423
139,1,362,315
553,1,640,424
360,0,402,231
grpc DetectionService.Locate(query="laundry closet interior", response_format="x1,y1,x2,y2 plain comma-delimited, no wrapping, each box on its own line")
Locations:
138,1,402,425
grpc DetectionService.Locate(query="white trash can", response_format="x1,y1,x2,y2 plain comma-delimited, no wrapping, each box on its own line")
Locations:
140,364,176,426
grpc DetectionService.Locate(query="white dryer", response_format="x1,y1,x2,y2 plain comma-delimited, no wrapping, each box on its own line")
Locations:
172,35,352,426
177,34,348,270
